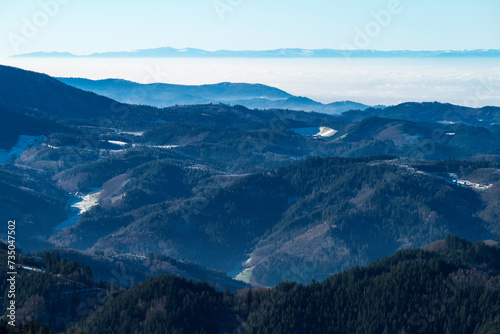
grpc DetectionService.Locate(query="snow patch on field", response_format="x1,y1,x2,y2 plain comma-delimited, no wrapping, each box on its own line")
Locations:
0,135,45,164
118,131,145,136
152,145,179,149
291,127,337,138
74,191,102,213
107,140,129,146
53,189,102,231
131,144,179,149
235,266,255,284
315,127,337,137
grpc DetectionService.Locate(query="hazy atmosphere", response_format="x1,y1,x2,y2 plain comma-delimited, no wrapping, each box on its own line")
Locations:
1,0,500,107
3,56,500,107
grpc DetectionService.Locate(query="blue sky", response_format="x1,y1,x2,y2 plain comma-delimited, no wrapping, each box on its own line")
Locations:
0,0,499,57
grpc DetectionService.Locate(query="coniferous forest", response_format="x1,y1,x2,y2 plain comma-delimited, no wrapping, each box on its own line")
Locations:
1,236,500,333
0,62,500,333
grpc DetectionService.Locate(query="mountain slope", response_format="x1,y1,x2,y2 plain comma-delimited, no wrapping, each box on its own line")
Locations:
1,65,499,288
57,77,375,114
72,236,500,334
0,243,104,333
57,156,500,286
343,102,500,126
4,237,500,333
35,247,249,292
0,241,246,332
0,106,66,149
0,65,121,119
57,78,293,104
0,165,68,250
240,236,500,334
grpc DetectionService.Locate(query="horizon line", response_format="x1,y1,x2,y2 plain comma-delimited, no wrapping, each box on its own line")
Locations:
11,47,500,58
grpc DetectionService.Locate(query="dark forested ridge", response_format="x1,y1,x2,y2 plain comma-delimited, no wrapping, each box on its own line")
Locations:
81,236,500,334
0,65,119,120
4,237,499,334
0,242,103,333
341,102,500,127
238,236,500,334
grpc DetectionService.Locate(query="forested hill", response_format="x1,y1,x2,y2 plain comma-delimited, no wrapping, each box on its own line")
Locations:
0,242,243,333
342,102,500,127
67,157,499,286
235,236,500,334
0,65,121,119
69,236,500,334
0,242,101,333
2,235,500,333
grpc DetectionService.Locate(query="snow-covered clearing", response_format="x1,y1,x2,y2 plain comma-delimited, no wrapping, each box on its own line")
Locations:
315,126,337,137
291,126,337,138
53,190,102,231
107,140,129,146
0,135,45,164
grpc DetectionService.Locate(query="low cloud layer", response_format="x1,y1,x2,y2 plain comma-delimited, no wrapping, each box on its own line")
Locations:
3,57,499,108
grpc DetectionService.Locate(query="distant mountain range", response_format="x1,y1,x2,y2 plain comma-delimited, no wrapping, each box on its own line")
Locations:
57,77,378,114
14,47,500,58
